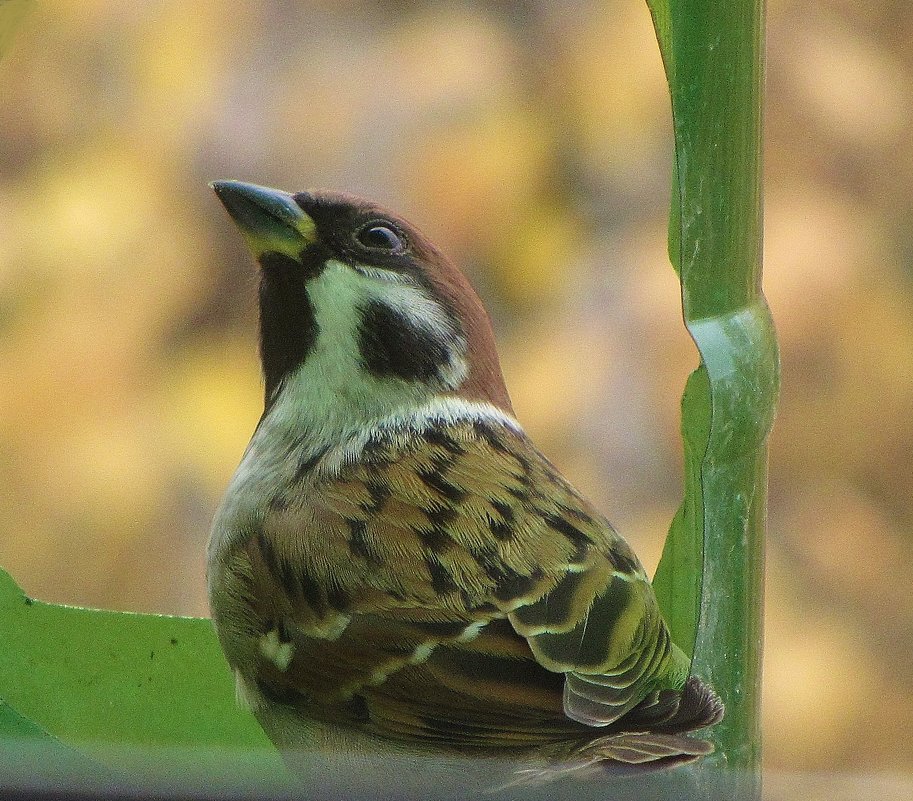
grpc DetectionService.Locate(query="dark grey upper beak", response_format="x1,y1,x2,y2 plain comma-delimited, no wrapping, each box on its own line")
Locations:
211,180,316,252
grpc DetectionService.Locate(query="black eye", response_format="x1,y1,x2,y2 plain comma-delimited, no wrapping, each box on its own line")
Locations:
356,223,405,253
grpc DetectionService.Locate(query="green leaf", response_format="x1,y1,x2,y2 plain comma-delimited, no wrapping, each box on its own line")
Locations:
0,696,113,785
0,698,58,742
652,364,709,657
0,565,284,779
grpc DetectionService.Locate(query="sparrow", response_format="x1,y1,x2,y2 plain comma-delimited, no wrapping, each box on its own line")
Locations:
207,180,723,785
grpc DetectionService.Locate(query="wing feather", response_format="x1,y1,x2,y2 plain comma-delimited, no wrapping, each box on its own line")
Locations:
218,415,685,750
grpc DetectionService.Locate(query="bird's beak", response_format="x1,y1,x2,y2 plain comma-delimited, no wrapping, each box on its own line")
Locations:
211,180,318,260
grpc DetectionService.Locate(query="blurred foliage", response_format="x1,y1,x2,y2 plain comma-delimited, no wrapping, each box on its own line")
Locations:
0,0,911,781
0,1,32,61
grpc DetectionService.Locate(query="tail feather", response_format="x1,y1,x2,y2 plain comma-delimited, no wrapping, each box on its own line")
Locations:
623,675,724,734
506,676,723,787
577,730,712,763
573,675,723,775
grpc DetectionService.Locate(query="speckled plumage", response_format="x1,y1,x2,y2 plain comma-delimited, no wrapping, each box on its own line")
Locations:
207,181,722,783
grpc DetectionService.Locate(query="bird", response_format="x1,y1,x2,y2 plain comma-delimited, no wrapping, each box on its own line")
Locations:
206,179,723,788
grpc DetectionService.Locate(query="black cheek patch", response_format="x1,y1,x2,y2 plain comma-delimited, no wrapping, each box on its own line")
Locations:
357,299,450,382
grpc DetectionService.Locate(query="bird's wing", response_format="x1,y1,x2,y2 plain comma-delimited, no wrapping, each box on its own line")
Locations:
231,415,678,748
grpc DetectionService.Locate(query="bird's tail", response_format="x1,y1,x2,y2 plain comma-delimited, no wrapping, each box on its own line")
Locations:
505,676,724,787
574,675,724,773
620,674,725,737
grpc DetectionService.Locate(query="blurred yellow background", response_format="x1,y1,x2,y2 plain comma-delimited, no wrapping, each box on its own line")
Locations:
1,0,911,789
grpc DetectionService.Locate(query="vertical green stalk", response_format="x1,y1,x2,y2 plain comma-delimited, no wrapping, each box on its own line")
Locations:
646,1,778,800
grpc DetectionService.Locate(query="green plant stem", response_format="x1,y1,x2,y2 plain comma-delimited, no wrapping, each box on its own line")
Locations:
647,1,778,799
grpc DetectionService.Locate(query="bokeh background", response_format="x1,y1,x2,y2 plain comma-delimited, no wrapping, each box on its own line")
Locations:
1,0,911,795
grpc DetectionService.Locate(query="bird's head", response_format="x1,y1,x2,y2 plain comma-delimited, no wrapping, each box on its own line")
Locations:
212,181,512,435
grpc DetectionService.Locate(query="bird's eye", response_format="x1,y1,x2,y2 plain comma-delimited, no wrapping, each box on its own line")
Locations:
356,223,405,253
